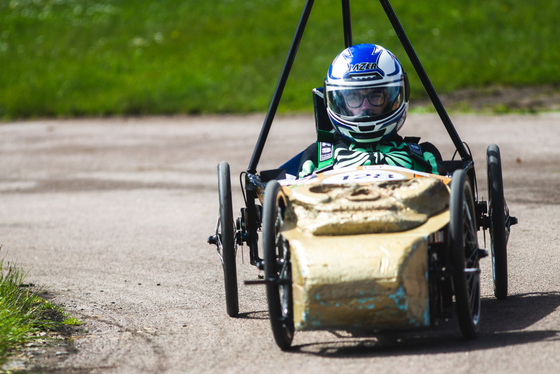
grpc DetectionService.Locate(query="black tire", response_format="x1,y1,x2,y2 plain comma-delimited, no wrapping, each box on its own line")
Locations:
450,169,481,339
263,181,294,350
487,144,508,300
217,161,239,317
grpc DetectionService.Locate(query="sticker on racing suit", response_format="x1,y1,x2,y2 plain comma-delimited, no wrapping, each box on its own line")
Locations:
319,142,333,162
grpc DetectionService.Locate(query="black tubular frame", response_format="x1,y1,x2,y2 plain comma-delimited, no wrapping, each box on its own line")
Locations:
247,0,471,174
342,0,353,48
248,0,315,174
378,0,471,161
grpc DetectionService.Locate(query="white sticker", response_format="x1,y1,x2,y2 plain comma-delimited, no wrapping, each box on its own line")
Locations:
322,169,407,184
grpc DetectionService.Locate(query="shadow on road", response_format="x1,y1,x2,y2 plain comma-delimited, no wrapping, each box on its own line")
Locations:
237,310,269,320
290,291,560,357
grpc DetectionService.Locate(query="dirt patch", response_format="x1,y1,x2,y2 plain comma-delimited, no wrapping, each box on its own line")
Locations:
412,84,560,113
1,291,85,374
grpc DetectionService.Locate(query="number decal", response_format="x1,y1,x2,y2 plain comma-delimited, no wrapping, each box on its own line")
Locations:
323,170,406,184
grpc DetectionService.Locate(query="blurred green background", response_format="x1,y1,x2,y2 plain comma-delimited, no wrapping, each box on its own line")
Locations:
1,0,558,119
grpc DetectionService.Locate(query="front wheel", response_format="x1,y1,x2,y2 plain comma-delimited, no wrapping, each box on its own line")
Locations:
217,161,239,317
263,181,294,350
487,144,508,300
450,169,481,339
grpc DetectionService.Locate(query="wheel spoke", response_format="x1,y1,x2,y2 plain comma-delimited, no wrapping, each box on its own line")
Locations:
212,217,225,263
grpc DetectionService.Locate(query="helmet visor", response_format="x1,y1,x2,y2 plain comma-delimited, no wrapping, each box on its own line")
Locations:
327,83,405,122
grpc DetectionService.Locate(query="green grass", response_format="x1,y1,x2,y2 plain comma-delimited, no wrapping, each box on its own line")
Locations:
0,256,75,365
1,0,559,119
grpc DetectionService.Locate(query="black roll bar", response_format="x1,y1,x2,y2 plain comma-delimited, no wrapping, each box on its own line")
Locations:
247,0,315,174
378,0,471,161
342,0,353,48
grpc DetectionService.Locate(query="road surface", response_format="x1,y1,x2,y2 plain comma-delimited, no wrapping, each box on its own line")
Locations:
0,113,559,373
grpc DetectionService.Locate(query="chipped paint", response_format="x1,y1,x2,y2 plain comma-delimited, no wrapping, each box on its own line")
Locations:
389,286,408,311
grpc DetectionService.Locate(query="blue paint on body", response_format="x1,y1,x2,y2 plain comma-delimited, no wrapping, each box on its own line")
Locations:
389,286,408,311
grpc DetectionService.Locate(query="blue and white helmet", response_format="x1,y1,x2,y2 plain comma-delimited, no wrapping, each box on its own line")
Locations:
325,44,409,144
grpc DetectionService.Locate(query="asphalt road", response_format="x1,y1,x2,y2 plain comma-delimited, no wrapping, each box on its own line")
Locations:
0,113,559,373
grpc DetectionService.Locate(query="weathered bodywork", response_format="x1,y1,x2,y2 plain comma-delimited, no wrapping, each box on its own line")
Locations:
279,166,450,330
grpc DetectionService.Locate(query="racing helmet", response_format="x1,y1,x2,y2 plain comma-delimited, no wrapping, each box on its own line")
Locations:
325,44,409,144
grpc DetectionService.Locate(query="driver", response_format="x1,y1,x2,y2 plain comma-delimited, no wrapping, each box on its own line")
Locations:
298,43,441,178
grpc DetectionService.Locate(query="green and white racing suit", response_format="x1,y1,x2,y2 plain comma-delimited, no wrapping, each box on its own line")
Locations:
298,134,440,179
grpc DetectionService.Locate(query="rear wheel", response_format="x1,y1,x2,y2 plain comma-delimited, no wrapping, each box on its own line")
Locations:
487,144,508,300
450,169,481,339
263,181,294,350
217,161,239,317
